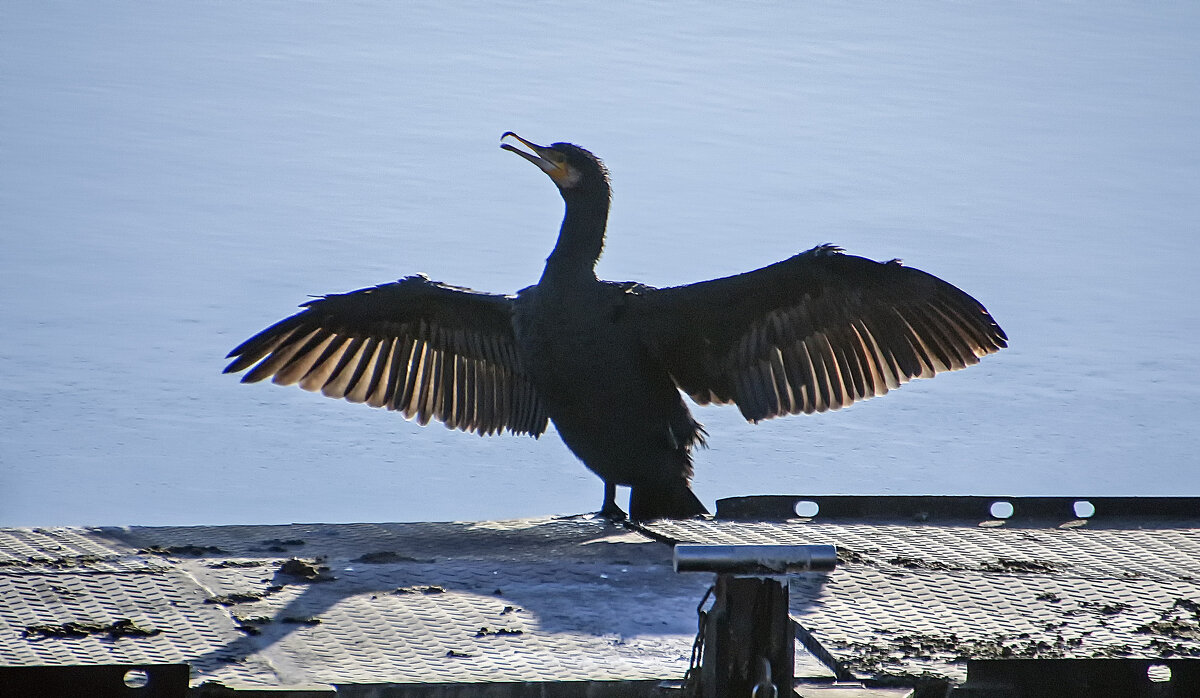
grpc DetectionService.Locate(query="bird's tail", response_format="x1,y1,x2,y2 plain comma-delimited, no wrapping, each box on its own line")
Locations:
629,481,708,520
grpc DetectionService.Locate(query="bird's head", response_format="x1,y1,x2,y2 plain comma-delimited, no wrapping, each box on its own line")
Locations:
501,132,610,198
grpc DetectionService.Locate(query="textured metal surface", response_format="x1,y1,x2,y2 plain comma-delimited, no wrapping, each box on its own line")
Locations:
7,507,1193,690
641,513,1200,683
2,519,774,689
0,526,285,686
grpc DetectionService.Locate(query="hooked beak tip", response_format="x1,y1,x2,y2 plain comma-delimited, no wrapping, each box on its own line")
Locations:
501,132,558,176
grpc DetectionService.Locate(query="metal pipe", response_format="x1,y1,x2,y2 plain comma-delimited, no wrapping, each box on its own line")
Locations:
673,544,838,575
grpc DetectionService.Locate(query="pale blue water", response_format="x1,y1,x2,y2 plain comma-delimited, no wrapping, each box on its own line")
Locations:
3,2,1198,526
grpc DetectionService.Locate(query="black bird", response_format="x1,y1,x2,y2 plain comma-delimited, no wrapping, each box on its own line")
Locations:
225,133,1007,520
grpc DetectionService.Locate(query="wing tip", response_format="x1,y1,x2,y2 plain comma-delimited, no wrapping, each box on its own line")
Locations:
223,355,255,376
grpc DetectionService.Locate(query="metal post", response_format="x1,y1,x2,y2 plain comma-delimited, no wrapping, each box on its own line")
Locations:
674,544,837,697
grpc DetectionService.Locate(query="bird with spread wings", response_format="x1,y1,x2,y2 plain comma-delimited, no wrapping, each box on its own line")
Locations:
226,133,1007,520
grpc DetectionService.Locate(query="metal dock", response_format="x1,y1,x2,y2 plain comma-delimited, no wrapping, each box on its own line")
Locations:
2,496,1198,696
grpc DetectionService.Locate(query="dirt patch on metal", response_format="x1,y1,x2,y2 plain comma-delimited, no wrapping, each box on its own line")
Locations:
23,619,160,639
274,558,335,583
139,544,226,557
885,556,1063,574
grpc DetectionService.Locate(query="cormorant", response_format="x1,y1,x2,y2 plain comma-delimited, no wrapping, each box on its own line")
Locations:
225,132,1007,520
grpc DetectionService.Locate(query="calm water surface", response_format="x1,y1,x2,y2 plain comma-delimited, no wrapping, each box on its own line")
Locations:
2,2,1198,525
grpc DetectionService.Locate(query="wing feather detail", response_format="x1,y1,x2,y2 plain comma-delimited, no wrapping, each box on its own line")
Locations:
629,244,1007,423
225,275,548,437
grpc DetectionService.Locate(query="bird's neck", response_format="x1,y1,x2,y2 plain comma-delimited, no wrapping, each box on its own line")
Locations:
541,192,609,283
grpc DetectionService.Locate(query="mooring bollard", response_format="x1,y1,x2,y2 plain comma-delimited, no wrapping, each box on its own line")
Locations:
674,544,838,698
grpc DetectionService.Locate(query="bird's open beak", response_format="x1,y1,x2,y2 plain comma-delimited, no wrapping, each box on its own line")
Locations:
501,132,566,181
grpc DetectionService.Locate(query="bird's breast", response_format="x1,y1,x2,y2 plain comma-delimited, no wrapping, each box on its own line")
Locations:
513,283,644,409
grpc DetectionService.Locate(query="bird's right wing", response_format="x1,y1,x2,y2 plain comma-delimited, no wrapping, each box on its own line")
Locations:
224,275,548,437
627,245,1007,422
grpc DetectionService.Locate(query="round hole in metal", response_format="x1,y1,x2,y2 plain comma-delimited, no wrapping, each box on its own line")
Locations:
123,669,150,689
793,500,819,518
1147,664,1171,683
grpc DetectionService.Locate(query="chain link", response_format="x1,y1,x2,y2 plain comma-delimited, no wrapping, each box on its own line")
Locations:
680,584,714,696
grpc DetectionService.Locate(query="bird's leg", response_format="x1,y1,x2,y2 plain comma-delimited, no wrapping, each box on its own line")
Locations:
555,482,626,522
598,481,627,521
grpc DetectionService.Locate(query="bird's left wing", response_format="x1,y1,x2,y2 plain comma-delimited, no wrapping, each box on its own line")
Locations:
626,245,1007,422
224,275,548,437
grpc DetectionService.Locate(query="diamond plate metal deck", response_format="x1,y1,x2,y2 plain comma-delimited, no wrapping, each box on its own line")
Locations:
0,518,768,691
3,499,1196,692
640,496,1200,683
